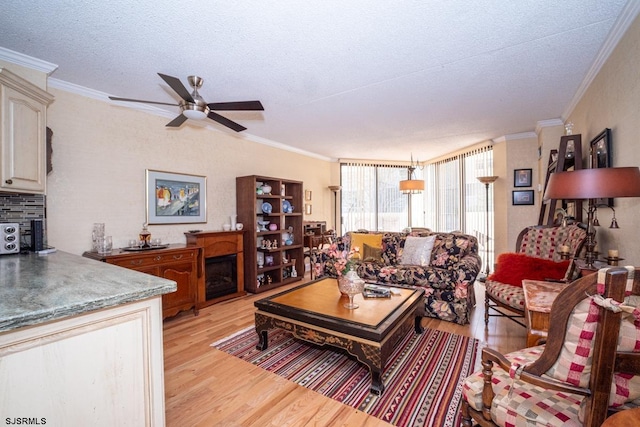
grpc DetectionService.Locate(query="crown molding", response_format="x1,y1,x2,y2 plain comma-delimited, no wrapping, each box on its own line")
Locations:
563,1,640,119
0,47,58,75
48,77,332,161
535,118,564,134
493,131,537,144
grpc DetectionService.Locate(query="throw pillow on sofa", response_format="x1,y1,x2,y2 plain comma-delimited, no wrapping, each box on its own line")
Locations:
363,243,383,262
400,235,436,266
488,252,570,287
349,233,383,259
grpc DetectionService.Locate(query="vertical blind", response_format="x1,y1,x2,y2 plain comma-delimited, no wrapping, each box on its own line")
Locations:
423,146,494,268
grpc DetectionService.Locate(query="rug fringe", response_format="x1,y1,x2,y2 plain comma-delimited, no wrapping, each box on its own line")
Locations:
210,325,254,347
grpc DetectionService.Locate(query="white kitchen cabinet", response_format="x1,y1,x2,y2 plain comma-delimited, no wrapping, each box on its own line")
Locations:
0,67,54,194
0,297,167,427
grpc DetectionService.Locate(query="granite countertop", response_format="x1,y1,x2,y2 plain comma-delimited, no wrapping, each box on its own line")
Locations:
0,250,177,333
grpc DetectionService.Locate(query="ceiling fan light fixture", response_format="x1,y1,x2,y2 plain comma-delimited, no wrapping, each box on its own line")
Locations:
182,103,208,120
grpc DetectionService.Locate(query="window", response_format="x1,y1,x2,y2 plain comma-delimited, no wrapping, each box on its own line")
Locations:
424,146,494,268
340,163,424,234
340,146,494,265
339,146,493,269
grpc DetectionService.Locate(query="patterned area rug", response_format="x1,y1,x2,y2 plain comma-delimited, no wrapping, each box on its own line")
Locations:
212,326,479,427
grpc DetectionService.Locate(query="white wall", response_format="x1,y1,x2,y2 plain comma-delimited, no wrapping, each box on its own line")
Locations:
44,88,332,255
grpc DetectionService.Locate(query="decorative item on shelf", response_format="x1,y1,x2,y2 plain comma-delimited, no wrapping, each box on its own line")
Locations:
604,249,623,266
283,200,292,213
139,223,151,248
269,223,278,231
236,223,244,231
564,122,576,159
261,184,272,195
96,235,113,254
272,239,278,248
230,215,237,230
592,204,619,228
92,223,105,252
290,259,298,278
265,255,274,266
281,184,286,196
544,167,640,269
222,223,231,231
257,258,264,268
257,220,270,231
261,202,273,214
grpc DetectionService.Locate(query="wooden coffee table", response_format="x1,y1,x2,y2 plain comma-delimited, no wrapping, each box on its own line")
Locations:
254,277,425,395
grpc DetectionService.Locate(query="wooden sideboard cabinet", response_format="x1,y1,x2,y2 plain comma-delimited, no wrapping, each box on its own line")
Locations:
83,244,200,319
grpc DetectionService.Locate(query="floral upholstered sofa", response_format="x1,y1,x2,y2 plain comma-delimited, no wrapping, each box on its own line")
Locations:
311,230,482,324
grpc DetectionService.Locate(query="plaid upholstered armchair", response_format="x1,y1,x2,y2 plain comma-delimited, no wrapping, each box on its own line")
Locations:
484,224,587,327
462,267,640,426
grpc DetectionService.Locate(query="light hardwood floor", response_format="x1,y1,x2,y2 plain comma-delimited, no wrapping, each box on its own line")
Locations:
163,275,527,426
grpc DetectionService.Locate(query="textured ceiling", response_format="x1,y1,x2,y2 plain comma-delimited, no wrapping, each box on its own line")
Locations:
0,1,636,161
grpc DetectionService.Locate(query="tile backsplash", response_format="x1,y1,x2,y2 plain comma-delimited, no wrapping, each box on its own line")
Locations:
0,193,46,249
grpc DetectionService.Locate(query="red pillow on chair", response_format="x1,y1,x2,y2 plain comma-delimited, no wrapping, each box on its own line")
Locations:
487,253,570,287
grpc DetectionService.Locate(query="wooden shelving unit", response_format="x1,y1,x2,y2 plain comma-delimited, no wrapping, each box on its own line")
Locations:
236,175,304,293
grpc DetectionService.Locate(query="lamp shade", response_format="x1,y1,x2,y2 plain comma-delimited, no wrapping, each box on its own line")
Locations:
399,179,425,194
477,175,498,185
544,167,640,200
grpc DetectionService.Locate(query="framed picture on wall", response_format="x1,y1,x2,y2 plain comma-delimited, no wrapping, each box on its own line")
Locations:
513,168,532,187
590,128,613,207
512,190,534,206
146,169,207,224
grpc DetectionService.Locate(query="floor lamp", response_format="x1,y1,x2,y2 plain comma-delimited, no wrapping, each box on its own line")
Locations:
328,185,341,235
477,176,498,281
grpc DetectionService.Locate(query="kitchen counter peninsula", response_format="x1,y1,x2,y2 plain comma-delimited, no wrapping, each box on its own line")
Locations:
0,250,175,426
0,250,176,332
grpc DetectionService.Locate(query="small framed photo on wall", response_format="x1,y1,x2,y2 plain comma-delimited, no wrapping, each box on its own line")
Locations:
514,168,532,187
512,190,534,206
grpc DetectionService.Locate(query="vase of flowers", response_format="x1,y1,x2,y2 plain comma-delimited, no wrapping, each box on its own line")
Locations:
332,244,364,306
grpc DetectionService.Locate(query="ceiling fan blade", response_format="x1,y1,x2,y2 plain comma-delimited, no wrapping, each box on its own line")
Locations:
207,111,247,132
207,100,264,111
109,96,178,106
157,73,194,103
166,114,188,127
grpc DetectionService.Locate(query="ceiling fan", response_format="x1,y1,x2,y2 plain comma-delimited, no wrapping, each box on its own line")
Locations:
109,73,264,132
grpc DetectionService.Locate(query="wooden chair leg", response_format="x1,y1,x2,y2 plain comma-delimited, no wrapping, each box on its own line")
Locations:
461,400,474,427
484,292,490,325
